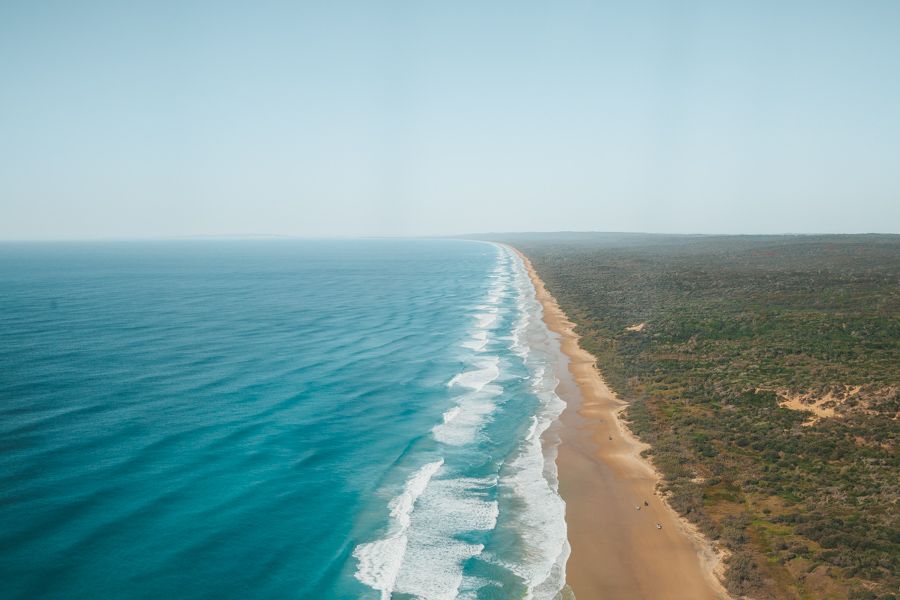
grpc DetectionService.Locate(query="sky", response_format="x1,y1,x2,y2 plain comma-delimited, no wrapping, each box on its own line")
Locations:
1,0,899,239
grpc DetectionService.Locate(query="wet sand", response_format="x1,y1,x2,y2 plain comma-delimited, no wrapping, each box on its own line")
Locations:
513,247,729,600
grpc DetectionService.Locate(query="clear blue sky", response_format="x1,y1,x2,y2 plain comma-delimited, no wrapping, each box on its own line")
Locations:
2,1,899,239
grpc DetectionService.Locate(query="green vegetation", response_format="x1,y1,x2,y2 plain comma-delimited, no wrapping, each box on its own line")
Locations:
493,233,899,600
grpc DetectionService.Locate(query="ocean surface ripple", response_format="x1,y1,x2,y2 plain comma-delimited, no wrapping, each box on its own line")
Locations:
0,240,568,599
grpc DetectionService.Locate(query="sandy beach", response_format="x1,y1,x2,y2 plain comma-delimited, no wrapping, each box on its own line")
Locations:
513,247,729,600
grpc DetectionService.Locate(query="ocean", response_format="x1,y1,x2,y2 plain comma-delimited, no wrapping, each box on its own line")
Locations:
0,239,569,599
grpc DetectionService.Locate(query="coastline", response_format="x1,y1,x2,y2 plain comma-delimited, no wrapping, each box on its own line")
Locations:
512,246,730,599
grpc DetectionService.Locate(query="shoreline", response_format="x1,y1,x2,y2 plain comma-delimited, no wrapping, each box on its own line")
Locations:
512,246,729,599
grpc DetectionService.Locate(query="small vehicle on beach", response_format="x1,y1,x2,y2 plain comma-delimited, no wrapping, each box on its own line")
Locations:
656,523,662,529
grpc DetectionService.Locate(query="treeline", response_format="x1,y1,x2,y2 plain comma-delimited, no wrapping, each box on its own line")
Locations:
494,234,899,600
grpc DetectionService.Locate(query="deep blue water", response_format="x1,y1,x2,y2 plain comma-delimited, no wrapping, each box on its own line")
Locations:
0,240,568,599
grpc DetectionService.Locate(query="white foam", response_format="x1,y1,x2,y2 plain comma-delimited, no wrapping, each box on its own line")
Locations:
353,459,444,599
440,406,462,424
473,311,498,330
439,356,504,444
525,415,539,441
432,385,503,445
495,250,570,599
358,244,570,600
461,330,488,352
446,356,500,392
500,392,569,599
393,476,500,599
355,467,500,600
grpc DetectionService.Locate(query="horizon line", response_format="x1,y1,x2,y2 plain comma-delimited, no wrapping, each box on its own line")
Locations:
1,230,899,242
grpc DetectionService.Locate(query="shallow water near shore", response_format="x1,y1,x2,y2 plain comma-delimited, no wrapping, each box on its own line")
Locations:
0,239,568,599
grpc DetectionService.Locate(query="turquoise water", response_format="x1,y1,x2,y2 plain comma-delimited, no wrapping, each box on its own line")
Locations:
0,240,568,599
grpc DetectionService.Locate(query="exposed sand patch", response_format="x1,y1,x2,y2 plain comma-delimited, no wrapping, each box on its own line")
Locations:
773,385,863,426
625,322,647,332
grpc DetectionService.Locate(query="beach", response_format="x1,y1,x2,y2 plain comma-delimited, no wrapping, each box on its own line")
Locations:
514,247,729,599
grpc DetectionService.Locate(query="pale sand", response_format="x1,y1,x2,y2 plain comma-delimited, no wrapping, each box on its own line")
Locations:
512,246,730,600
771,385,864,426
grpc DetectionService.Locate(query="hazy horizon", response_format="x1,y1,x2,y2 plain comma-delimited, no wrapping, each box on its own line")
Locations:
3,230,900,243
2,1,899,239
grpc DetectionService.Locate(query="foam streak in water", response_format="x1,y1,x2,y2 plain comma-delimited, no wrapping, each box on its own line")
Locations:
395,476,499,599
446,356,500,392
353,243,570,600
353,459,444,599
499,248,570,599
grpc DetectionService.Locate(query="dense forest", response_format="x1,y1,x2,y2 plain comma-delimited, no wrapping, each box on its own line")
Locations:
491,233,899,600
